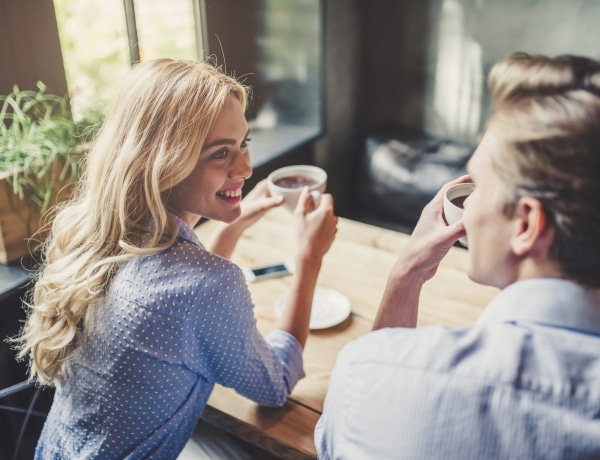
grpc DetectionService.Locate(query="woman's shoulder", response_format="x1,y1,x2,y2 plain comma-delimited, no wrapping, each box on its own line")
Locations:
121,236,241,283
170,237,242,276
112,216,247,301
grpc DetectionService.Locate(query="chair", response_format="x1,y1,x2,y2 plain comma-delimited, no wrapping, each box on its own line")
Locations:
0,379,45,460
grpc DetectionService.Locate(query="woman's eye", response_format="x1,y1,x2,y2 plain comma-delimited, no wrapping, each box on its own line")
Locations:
212,148,229,160
241,137,251,148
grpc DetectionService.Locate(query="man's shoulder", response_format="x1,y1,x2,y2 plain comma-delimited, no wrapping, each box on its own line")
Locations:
338,321,521,379
341,324,472,363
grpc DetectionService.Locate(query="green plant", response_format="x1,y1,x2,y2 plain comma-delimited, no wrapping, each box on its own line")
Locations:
0,81,85,215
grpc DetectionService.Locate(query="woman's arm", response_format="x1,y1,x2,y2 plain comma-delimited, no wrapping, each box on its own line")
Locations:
275,188,338,348
183,258,304,407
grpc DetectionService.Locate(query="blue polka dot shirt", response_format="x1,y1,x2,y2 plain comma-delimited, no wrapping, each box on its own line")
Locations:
35,215,305,459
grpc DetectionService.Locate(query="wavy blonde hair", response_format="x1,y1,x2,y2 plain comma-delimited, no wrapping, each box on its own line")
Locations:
15,59,248,385
486,53,600,287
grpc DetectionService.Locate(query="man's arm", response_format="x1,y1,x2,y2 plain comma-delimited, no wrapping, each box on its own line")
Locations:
372,177,470,330
373,268,424,329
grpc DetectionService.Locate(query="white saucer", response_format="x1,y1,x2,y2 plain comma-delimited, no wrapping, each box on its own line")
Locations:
275,287,352,330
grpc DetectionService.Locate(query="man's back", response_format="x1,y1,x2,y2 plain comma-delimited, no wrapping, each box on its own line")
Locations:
315,279,600,459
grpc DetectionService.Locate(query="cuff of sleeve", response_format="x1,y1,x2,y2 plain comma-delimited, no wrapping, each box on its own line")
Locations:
266,330,305,392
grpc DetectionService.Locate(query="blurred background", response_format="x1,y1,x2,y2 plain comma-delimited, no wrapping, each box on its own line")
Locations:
2,0,600,215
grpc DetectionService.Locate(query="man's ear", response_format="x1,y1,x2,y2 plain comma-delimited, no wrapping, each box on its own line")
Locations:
510,197,554,256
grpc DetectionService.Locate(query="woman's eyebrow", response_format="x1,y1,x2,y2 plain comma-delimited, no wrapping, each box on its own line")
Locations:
202,138,236,151
202,130,250,152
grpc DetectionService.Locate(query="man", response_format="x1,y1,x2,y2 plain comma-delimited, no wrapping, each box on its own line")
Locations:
315,53,600,459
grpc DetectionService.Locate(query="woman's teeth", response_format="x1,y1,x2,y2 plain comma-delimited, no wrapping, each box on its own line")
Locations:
217,189,241,198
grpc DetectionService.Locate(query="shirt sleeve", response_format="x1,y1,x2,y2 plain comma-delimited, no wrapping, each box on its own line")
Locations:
314,338,357,459
181,257,304,407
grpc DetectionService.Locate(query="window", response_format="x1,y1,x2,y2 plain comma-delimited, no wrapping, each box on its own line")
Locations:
53,0,130,121
54,0,323,163
131,0,199,62
53,0,201,122
204,0,323,164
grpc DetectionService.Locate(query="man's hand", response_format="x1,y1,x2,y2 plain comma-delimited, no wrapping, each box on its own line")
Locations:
373,175,471,330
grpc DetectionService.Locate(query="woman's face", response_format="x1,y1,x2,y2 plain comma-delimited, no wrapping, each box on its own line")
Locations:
463,130,519,289
169,95,252,226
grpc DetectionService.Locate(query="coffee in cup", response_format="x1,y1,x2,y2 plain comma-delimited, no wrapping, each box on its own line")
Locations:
443,182,475,247
272,175,319,189
267,165,327,212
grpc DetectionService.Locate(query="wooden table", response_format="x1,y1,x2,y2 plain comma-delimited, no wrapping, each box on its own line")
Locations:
194,208,498,459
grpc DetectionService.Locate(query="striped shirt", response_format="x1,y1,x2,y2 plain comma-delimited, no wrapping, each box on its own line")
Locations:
315,278,600,459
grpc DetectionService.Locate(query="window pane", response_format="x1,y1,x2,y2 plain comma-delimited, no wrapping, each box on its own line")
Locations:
53,0,131,121
134,0,198,61
203,0,322,164
256,0,322,129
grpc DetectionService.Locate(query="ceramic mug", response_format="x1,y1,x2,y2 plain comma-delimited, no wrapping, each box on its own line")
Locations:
267,165,327,212
443,182,475,247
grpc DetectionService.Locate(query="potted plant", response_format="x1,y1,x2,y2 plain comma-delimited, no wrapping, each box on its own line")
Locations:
0,82,88,264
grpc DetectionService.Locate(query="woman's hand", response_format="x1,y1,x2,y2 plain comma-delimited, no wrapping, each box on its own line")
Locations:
276,187,338,347
237,179,284,232
293,187,338,267
207,179,283,259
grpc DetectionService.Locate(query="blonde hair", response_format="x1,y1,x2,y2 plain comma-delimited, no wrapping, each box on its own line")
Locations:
486,53,600,287
15,59,248,385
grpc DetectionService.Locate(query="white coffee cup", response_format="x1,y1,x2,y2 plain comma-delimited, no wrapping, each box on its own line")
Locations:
267,165,327,212
443,182,475,247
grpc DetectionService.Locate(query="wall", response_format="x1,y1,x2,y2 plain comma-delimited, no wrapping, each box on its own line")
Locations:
360,0,600,144
318,0,600,215
0,0,68,96
313,0,364,215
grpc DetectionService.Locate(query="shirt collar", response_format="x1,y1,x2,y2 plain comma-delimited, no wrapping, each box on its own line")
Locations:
477,278,600,335
170,213,204,248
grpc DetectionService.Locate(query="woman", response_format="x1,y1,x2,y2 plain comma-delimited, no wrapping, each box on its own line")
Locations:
16,59,337,458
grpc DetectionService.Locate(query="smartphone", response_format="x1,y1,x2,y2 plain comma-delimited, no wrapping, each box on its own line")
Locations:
243,261,294,282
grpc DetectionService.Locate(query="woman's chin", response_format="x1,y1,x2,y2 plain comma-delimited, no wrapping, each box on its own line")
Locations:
217,208,242,224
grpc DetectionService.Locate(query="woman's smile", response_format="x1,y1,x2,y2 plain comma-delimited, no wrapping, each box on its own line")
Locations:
216,186,244,204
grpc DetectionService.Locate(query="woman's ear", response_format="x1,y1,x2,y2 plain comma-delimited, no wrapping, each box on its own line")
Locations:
510,197,554,256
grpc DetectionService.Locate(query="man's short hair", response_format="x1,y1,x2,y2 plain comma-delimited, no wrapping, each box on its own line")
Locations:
486,53,600,288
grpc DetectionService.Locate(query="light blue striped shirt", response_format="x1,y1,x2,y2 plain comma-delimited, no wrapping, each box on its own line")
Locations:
36,215,304,459
315,278,600,459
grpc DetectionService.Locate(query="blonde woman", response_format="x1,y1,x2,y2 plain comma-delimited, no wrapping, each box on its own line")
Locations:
16,59,337,458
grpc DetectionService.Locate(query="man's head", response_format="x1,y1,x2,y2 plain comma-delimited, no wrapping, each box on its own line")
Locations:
464,53,600,289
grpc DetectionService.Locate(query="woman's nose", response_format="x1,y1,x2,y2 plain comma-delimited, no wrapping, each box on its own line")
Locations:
230,151,252,180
